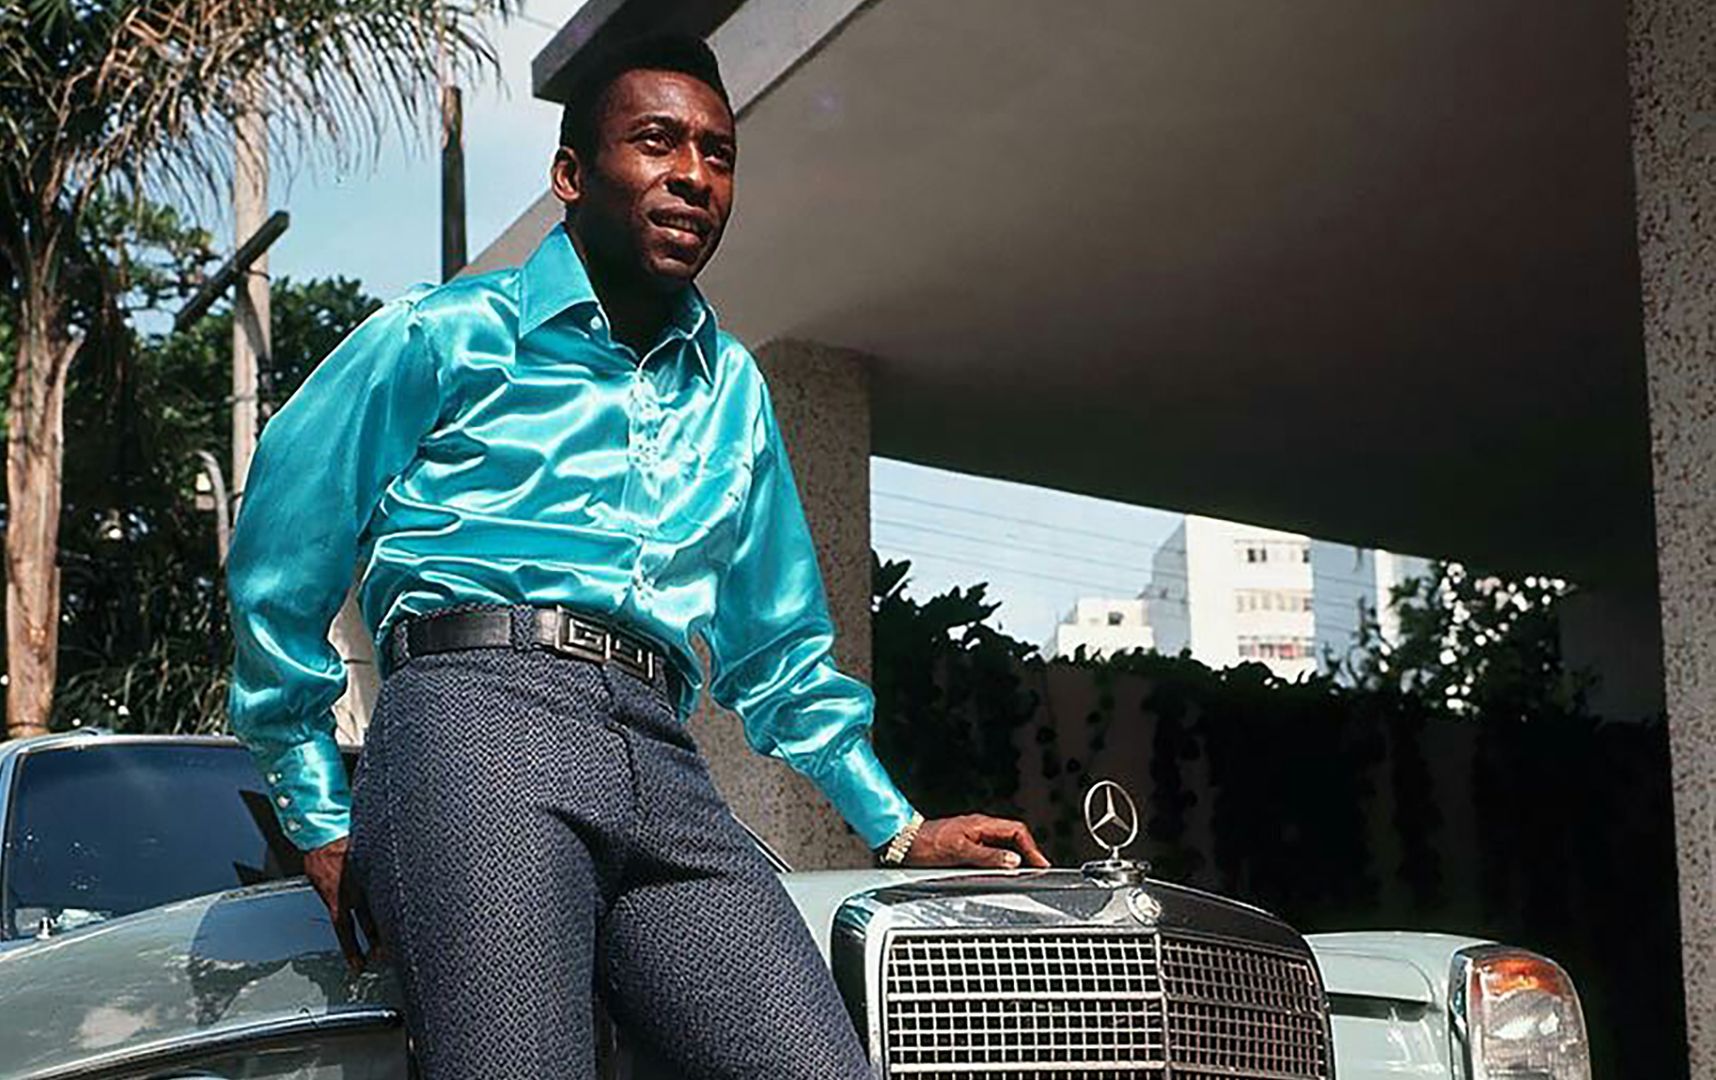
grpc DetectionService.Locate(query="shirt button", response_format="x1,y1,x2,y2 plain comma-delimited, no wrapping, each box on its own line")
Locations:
286,820,300,833
266,771,281,784
277,795,290,808
589,314,603,332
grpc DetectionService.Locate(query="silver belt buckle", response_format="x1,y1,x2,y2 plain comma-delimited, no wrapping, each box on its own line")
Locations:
606,631,656,682
548,608,655,682
553,609,610,665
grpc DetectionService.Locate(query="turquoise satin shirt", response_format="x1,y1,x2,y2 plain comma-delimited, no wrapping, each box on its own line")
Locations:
226,223,916,853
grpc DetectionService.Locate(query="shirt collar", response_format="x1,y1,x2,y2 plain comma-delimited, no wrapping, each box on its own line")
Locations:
666,281,719,382
518,222,716,383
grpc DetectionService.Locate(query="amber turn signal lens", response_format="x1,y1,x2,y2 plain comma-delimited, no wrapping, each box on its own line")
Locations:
1475,953,1573,1000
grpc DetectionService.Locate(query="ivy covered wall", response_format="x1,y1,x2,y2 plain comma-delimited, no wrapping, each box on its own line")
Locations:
870,556,1682,1080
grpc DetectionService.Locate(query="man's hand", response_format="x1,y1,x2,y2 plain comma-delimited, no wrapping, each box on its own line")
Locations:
900,814,1051,870
303,835,384,972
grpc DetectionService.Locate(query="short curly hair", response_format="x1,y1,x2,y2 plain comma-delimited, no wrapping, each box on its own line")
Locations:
557,34,732,161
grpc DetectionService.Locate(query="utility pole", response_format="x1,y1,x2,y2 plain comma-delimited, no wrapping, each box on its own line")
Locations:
226,78,377,745
231,76,268,506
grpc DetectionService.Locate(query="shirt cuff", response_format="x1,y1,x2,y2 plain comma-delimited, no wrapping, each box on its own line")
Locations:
253,733,353,852
818,736,919,849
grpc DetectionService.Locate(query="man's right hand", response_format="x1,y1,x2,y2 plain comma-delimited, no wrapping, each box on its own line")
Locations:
303,835,384,972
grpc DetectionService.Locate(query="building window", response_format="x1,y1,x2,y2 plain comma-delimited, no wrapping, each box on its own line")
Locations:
1106,611,1125,627
1238,634,1318,661
1238,540,1311,565
1235,589,1313,615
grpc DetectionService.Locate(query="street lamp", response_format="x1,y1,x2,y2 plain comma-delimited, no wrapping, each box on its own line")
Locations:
193,450,232,563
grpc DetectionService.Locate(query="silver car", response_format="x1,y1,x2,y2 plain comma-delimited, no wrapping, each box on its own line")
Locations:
0,730,1591,1079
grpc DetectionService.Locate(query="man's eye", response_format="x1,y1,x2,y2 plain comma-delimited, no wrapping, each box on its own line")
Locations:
636,132,672,152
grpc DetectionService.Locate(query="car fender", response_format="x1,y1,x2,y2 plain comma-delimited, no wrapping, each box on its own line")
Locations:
1308,930,1492,1080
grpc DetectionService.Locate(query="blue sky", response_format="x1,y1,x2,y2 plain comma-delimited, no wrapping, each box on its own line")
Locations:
239,2,1182,647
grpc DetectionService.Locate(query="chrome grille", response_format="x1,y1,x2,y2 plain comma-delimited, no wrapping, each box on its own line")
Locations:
881,930,1328,1079
1158,936,1330,1078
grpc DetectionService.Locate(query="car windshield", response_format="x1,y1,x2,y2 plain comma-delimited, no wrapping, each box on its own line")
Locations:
1,741,339,940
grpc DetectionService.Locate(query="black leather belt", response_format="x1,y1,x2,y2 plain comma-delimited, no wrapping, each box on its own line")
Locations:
394,605,679,697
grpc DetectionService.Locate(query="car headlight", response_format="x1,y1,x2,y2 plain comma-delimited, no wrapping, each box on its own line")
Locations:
1451,945,1591,1080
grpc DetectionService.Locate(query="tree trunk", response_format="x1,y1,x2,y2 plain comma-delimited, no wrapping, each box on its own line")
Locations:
5,276,74,739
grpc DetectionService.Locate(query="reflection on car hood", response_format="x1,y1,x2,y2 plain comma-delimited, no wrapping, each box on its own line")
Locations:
0,878,398,1079
780,867,984,957
779,866,1294,960
1307,930,1489,1007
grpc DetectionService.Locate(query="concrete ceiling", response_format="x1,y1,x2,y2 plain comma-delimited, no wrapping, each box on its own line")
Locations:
686,0,1654,584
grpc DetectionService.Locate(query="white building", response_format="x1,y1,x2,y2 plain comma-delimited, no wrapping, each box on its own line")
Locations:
1045,517,1432,680
1045,597,1154,660
1149,516,1318,679
1310,543,1434,679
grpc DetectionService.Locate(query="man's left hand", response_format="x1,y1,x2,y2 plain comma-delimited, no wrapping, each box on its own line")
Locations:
902,814,1051,870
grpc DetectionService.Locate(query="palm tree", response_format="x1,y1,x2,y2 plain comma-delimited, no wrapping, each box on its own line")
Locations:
0,0,512,737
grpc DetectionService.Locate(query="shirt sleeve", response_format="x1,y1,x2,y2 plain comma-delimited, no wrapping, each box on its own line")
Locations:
225,291,440,852
704,380,918,850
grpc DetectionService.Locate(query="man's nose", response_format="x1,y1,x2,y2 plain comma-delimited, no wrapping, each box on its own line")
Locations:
666,149,714,206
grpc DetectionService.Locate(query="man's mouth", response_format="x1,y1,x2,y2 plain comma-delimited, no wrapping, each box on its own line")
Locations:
647,209,713,244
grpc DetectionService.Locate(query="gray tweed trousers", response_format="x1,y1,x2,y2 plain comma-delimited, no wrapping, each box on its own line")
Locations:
347,606,873,1079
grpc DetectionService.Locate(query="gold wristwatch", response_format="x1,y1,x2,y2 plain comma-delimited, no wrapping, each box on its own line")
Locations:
877,811,925,867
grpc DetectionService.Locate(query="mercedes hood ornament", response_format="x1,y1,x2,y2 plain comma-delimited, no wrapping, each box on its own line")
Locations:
1081,778,1151,886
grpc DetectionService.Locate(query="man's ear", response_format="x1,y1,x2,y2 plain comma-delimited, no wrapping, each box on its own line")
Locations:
550,146,584,211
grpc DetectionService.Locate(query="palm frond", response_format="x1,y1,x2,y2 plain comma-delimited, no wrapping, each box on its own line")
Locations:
0,0,517,228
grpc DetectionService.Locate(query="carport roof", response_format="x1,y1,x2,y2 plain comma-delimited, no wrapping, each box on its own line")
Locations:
492,0,1654,586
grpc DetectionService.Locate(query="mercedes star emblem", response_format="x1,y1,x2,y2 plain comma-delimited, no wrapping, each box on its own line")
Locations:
1126,888,1163,925
1083,779,1139,860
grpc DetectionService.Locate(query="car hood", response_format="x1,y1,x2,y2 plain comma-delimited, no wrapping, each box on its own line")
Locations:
0,879,397,1079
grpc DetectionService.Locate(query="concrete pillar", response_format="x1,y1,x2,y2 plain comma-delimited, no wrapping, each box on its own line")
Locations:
1629,0,1716,1068
688,339,877,870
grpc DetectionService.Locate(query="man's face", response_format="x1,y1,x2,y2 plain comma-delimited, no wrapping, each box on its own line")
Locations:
554,69,736,292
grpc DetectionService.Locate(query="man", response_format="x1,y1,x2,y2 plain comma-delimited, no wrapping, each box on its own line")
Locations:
227,33,1048,1079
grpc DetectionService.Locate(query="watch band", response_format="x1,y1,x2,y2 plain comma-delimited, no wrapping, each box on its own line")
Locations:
878,811,925,866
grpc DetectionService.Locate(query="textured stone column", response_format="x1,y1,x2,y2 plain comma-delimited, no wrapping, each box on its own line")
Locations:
1629,0,1716,1069
688,339,877,870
